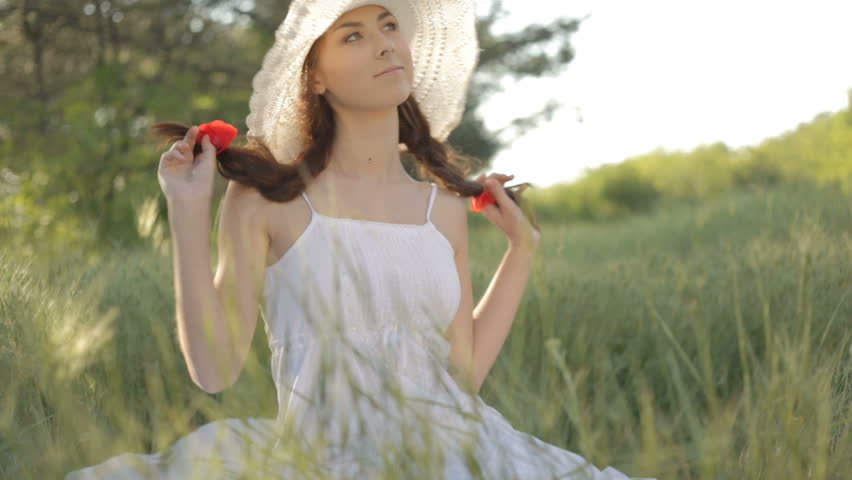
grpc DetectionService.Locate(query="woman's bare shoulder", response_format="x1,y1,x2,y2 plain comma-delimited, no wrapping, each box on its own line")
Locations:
247,183,312,263
430,182,468,256
222,180,266,219
431,182,468,209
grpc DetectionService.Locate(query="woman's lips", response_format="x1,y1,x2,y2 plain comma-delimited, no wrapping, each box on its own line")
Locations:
375,66,403,77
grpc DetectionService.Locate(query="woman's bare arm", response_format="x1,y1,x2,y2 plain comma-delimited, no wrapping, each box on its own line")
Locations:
168,180,268,393
444,202,537,394
444,178,539,394
469,244,536,392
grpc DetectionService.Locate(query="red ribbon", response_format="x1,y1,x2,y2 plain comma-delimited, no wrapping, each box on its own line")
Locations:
198,120,238,154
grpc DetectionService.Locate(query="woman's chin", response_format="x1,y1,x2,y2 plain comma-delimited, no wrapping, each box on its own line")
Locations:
368,90,413,110
380,83,411,99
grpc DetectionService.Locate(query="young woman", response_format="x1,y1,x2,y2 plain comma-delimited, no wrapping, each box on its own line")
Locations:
66,1,651,478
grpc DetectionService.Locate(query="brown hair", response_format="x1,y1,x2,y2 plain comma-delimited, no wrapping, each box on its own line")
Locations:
150,38,539,232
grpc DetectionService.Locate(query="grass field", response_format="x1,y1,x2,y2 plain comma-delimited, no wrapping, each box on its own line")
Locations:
2,180,850,479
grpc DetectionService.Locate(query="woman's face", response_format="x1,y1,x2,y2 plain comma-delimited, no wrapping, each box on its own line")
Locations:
311,4,414,113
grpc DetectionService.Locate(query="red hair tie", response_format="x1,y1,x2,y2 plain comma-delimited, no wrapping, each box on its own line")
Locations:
198,120,238,154
470,188,496,212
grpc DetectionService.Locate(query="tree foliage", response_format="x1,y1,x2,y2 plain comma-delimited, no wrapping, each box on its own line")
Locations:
528,89,852,223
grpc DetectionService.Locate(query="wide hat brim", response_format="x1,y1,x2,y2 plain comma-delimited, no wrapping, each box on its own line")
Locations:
245,0,479,165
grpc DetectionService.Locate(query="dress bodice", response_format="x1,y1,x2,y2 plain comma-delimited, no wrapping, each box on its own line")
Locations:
262,182,462,428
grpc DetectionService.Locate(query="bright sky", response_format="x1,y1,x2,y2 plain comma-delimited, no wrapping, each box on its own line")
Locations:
476,0,852,188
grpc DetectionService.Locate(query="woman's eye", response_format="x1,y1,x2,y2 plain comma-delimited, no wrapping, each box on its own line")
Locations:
344,22,397,43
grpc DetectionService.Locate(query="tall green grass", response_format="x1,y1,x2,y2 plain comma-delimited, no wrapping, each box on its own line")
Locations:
2,180,850,478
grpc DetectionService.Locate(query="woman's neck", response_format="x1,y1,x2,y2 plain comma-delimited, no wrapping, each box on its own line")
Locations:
326,107,407,184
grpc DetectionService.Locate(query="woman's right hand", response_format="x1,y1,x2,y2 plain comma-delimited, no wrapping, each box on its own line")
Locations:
158,125,217,207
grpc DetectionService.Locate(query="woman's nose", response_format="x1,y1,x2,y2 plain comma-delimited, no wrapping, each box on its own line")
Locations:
378,37,395,57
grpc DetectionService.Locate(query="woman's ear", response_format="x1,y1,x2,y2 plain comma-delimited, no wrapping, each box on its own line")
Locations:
310,72,327,96
312,81,326,96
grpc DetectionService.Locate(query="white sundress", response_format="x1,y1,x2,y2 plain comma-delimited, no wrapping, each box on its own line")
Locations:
65,182,654,479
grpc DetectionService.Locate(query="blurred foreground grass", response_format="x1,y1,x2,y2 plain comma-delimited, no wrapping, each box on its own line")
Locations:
1,180,850,479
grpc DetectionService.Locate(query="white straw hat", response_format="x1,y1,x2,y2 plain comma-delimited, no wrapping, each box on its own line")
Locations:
245,0,480,165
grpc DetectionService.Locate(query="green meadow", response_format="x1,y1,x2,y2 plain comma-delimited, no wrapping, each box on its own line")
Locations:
2,179,850,479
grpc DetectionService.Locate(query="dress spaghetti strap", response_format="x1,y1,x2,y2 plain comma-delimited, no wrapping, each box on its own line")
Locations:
301,191,317,214
425,183,437,224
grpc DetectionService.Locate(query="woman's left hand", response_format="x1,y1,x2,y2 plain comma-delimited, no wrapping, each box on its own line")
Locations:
474,172,541,253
